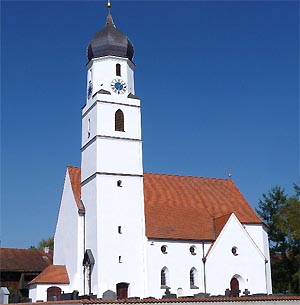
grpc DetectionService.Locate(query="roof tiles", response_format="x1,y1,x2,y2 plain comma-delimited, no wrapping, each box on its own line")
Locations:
67,166,85,212
68,168,262,241
28,265,69,284
0,248,53,272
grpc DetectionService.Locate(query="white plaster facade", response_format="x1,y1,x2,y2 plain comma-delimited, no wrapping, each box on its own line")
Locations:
53,169,85,294
81,54,146,298
29,8,272,302
29,284,69,302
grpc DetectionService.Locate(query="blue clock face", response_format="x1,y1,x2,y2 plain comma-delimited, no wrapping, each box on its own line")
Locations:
114,82,123,91
111,78,127,94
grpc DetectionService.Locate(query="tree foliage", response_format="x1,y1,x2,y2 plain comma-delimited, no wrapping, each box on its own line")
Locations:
37,237,54,251
28,237,54,251
256,184,300,294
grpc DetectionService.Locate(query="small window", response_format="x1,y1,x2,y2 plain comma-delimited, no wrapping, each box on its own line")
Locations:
87,119,91,138
116,63,121,76
117,180,122,187
160,267,168,287
119,256,122,263
115,109,124,132
189,245,196,255
190,267,198,289
232,246,238,256
118,226,122,234
161,245,168,254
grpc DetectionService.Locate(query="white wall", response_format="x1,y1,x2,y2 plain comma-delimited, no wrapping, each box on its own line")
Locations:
82,55,146,298
54,169,84,294
86,56,135,99
205,214,268,296
90,174,146,298
244,224,272,294
146,239,211,298
29,284,69,302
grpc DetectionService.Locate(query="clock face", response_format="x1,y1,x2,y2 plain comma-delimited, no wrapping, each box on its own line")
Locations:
111,78,127,95
87,82,93,99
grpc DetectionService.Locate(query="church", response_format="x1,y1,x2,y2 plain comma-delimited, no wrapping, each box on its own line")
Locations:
29,3,272,302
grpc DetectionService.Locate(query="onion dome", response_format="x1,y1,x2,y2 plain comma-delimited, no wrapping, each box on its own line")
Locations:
87,12,134,62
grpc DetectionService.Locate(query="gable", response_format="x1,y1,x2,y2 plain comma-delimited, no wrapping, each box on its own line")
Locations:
206,213,265,260
66,167,262,241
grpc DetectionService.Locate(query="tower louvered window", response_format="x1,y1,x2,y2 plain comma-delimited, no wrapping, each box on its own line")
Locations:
116,63,121,76
115,109,124,132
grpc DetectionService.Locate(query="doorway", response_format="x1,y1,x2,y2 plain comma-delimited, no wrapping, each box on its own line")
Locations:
230,277,239,297
116,282,129,299
47,286,61,301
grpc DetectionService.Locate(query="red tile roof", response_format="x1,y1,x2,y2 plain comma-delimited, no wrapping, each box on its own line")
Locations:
214,213,232,237
144,173,262,240
67,166,85,213
28,265,69,284
0,248,53,272
68,167,262,241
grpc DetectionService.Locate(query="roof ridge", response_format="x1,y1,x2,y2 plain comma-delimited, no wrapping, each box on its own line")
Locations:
64,167,235,182
144,172,232,182
67,165,80,169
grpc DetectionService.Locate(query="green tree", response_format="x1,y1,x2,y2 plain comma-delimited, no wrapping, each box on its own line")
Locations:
256,185,300,294
256,186,287,254
28,237,54,251
276,193,300,293
37,237,54,251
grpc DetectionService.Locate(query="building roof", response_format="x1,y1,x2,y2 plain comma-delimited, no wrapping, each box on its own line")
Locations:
28,265,69,285
0,248,53,272
87,12,134,62
68,167,262,241
144,173,262,240
67,166,84,213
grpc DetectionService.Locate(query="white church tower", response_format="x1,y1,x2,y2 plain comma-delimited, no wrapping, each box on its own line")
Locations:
81,3,146,298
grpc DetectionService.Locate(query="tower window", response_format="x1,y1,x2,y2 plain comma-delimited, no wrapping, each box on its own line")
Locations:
117,180,122,187
116,63,121,76
118,226,122,234
87,118,91,138
119,256,122,263
115,109,124,132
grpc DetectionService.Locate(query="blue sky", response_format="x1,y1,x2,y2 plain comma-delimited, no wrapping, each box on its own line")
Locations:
1,1,299,249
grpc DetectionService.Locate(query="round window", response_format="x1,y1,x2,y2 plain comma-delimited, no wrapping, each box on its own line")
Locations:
189,246,196,255
231,246,238,256
161,245,168,254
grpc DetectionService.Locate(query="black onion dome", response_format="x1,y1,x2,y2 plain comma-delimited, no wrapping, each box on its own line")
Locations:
87,13,134,61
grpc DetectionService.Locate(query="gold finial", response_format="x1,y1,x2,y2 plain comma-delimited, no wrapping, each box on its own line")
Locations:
107,0,111,9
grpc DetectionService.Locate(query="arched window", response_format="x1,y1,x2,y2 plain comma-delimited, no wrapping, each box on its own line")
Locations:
190,267,198,289
161,267,169,287
115,109,124,132
116,63,121,76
